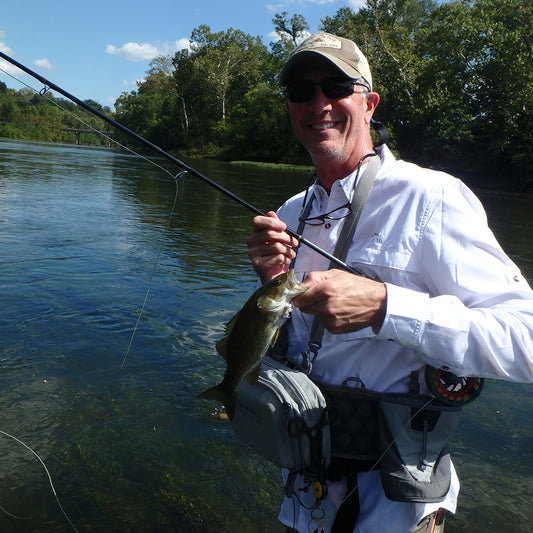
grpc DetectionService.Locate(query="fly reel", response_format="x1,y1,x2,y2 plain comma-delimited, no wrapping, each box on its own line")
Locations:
425,366,484,406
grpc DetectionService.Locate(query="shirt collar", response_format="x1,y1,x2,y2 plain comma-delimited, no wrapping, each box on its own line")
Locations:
310,161,370,210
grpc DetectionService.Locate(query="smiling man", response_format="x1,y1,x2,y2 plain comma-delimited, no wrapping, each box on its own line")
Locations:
282,39,379,192
246,33,533,533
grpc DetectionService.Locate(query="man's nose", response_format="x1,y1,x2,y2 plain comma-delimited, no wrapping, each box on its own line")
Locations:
308,85,333,113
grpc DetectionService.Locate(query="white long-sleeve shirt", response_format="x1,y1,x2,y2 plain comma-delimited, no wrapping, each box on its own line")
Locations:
275,144,533,532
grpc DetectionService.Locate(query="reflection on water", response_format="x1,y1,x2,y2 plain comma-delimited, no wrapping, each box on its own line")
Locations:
0,139,531,532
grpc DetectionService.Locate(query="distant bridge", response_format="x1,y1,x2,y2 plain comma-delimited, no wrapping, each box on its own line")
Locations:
62,128,113,147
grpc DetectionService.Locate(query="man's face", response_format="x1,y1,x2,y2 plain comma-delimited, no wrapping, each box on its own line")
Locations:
285,57,379,175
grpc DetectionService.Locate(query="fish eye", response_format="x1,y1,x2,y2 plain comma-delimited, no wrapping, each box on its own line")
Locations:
273,280,281,287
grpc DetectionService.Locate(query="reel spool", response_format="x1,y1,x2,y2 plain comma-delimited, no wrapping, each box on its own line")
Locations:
425,366,484,406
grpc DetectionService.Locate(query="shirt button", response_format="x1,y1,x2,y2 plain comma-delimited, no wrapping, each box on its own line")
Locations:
325,223,331,229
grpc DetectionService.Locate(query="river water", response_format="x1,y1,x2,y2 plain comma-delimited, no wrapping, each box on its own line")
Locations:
0,139,531,532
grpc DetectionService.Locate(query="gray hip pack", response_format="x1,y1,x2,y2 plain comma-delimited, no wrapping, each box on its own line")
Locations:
317,377,462,502
231,356,330,478
231,359,462,503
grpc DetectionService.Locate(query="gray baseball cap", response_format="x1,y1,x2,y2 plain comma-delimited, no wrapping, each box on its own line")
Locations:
280,33,372,90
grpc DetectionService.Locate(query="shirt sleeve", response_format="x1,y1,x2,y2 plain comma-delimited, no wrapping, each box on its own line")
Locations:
376,180,533,382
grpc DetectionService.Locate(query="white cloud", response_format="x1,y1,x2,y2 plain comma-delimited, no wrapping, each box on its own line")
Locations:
33,57,54,69
267,0,365,11
267,0,338,9
159,38,190,55
106,39,190,62
106,42,159,62
0,41,13,55
122,78,145,89
347,0,366,10
0,41,24,77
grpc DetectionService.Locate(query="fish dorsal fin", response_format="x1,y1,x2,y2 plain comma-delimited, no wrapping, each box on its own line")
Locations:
215,311,240,360
215,337,228,360
224,310,240,335
246,362,261,385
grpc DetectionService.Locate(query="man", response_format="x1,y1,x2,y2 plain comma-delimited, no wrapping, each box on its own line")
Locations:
246,33,533,533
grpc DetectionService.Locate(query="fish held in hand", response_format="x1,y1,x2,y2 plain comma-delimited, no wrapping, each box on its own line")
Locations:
198,269,306,419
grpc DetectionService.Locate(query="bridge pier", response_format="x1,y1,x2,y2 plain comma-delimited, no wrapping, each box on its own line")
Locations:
62,128,113,147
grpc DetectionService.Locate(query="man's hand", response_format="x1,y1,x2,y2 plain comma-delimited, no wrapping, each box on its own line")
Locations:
246,211,299,283
293,269,387,333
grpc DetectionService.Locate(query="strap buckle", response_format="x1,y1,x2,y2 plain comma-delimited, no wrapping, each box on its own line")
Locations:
301,341,321,374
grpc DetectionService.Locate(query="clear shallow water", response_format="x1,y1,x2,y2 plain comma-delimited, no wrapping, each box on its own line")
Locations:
0,139,531,532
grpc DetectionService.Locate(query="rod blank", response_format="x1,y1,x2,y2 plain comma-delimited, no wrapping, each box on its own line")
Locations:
0,50,359,275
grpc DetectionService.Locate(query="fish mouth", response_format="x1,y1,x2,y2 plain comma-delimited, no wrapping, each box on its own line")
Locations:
256,269,306,312
286,269,307,296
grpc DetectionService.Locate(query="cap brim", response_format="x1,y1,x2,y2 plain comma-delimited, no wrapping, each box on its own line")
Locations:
279,50,363,86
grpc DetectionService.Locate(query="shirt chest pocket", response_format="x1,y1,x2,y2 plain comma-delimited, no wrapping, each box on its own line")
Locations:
343,233,422,290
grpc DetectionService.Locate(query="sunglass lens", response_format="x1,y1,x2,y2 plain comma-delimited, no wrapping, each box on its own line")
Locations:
322,78,355,99
286,78,355,103
286,80,314,103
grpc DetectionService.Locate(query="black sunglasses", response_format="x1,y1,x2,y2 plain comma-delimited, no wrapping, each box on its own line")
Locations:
285,77,369,103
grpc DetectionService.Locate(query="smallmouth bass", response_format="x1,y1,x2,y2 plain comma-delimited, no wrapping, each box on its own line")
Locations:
198,269,306,419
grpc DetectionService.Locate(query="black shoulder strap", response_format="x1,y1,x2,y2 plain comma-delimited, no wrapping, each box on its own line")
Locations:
330,154,379,264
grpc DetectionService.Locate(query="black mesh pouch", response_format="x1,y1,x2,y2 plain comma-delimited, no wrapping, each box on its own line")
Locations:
316,378,381,462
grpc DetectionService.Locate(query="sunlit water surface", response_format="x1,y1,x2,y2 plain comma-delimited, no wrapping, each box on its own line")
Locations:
0,139,531,532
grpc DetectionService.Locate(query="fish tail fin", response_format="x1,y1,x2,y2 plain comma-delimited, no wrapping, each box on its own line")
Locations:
197,384,236,420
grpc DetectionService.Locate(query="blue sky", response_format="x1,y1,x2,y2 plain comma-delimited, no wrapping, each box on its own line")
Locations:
0,0,364,108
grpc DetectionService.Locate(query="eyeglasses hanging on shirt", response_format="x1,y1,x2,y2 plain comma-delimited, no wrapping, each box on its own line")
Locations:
297,153,377,229
298,203,353,226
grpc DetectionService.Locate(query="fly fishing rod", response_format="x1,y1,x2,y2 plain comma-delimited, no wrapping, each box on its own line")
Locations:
0,50,361,276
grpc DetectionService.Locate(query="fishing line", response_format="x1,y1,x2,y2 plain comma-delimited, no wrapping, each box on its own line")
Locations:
0,65,175,180
0,504,28,521
0,62,186,368
120,171,185,369
336,395,437,508
0,430,79,532
0,50,360,276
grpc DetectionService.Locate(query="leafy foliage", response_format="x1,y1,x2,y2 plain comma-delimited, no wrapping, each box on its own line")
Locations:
0,86,112,146
2,0,531,187
323,0,532,186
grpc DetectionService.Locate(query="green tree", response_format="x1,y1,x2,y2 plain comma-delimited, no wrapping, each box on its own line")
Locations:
0,98,16,122
270,12,310,64
219,83,305,163
321,0,532,185
172,25,271,148
468,0,533,178
410,0,533,180
115,55,181,149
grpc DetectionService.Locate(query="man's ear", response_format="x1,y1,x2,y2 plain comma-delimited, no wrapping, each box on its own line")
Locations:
367,92,380,110
365,92,380,123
